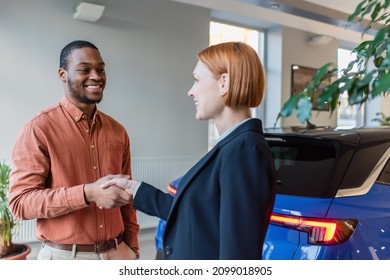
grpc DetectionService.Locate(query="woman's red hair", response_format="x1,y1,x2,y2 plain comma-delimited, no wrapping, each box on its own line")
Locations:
198,41,266,107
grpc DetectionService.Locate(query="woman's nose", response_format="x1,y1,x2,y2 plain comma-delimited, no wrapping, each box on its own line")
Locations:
188,87,194,97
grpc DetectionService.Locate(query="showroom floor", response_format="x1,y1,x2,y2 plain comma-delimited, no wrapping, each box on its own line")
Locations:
26,228,157,260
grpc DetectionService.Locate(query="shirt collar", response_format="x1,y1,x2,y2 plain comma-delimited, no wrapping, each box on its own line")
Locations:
217,118,252,143
60,96,99,123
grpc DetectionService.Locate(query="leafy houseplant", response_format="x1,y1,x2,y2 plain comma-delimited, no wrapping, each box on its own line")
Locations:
278,0,389,124
0,161,30,259
0,161,14,257
372,112,390,125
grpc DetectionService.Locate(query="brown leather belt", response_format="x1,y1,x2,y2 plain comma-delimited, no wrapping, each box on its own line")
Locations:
44,233,123,253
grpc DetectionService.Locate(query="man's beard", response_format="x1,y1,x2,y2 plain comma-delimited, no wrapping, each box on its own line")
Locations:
67,79,101,104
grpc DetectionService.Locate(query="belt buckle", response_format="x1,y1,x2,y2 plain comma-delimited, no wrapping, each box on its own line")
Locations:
94,241,109,253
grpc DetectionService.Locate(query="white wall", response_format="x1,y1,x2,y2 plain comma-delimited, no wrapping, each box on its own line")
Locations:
0,0,210,164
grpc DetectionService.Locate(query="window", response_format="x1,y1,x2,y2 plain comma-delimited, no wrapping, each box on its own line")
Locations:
208,21,264,149
337,48,365,128
267,137,338,198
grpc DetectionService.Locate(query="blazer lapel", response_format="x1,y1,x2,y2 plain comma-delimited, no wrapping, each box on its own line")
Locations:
167,146,219,218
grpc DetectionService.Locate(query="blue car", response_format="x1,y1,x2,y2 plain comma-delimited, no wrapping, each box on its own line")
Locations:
156,126,390,259
263,126,390,260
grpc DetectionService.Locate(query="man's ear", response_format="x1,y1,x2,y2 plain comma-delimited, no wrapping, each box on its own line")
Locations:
219,73,229,96
58,68,67,82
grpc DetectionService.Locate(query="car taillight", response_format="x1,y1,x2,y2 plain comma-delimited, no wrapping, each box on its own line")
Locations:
270,213,357,245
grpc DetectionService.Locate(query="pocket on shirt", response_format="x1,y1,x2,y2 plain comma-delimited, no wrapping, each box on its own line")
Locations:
106,142,125,174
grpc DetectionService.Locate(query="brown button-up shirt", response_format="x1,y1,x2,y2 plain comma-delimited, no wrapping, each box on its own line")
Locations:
9,96,139,249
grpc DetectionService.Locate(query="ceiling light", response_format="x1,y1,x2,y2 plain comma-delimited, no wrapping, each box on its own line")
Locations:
307,35,333,46
73,2,105,22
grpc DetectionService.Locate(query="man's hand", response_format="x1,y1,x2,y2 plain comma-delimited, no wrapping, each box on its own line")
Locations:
100,178,139,195
84,174,132,209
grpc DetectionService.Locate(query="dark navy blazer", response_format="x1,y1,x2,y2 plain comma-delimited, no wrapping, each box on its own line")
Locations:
133,118,276,259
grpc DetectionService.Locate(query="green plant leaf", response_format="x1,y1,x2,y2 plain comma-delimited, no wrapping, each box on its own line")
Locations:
279,94,301,118
318,82,340,108
297,97,313,123
348,0,367,22
371,2,381,20
372,73,390,96
362,1,377,21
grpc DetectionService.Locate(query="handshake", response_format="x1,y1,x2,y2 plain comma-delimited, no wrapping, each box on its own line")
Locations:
84,174,141,209
100,175,140,195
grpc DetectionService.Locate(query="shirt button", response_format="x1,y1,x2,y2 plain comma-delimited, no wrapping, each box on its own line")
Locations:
91,145,95,149
100,225,103,229
93,166,97,170
164,246,172,255
86,129,89,133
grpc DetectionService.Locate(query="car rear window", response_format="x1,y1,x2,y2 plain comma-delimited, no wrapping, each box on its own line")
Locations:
267,136,339,198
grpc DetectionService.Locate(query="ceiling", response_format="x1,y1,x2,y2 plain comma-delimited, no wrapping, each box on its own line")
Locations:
303,0,362,15
168,0,374,45
246,0,372,32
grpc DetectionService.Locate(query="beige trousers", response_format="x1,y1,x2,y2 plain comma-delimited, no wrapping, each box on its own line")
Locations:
37,241,137,260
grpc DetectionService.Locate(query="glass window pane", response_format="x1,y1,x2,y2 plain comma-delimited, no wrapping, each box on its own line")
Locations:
269,140,337,198
337,48,365,128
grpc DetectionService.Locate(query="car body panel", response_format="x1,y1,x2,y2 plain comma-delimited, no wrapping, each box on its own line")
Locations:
326,182,390,260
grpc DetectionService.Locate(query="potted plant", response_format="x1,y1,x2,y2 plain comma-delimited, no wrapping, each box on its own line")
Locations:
277,0,389,124
0,161,30,260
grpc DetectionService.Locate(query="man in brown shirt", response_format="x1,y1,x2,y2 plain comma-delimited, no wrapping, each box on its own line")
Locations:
8,40,139,260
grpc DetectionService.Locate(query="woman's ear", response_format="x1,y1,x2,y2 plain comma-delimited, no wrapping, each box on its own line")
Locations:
219,73,229,96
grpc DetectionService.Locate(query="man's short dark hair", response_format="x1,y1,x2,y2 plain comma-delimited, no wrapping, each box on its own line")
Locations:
59,40,99,70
